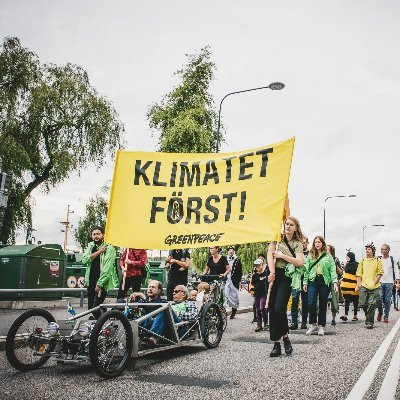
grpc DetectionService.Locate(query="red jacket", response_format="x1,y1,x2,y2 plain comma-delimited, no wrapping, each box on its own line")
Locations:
120,249,147,277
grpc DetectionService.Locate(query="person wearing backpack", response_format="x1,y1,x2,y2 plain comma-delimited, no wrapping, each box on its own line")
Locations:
117,248,147,299
376,243,400,323
303,236,338,337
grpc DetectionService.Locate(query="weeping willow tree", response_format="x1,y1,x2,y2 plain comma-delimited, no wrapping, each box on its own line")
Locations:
190,243,269,274
236,242,269,275
0,37,124,244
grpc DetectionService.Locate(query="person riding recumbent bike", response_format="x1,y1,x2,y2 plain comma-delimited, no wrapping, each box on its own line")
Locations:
5,280,224,379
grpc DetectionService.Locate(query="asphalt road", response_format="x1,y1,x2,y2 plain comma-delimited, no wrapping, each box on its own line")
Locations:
0,301,400,400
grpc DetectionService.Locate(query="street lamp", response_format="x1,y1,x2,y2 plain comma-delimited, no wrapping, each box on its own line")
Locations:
215,82,285,153
362,224,385,257
323,194,356,240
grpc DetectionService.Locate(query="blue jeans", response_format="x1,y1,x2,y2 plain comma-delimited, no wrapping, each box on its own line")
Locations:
307,275,330,327
291,287,308,324
141,311,187,338
377,283,393,317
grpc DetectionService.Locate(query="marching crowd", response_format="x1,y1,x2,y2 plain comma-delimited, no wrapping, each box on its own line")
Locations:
80,219,400,355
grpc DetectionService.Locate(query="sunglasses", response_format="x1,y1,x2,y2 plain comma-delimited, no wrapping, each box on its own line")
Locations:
173,290,184,294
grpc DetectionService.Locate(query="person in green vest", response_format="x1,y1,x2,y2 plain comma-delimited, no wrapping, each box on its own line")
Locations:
82,226,118,319
304,236,338,337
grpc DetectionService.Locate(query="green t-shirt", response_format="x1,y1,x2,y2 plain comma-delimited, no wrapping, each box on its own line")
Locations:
171,302,186,314
275,239,303,269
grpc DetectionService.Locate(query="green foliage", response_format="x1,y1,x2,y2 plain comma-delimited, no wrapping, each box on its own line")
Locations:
191,247,209,272
0,37,125,244
75,193,109,250
235,242,269,276
191,243,268,275
147,46,221,153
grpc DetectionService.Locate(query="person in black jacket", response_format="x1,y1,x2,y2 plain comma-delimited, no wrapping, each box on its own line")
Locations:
251,258,269,331
226,246,243,319
165,248,190,301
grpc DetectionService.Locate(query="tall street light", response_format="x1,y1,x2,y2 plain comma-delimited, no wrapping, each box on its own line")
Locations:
362,224,385,257
323,194,356,240
215,82,285,153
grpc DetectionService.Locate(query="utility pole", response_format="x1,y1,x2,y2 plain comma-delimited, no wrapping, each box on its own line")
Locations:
60,205,74,252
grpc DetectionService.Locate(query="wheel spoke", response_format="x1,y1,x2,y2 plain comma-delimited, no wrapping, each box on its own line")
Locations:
97,319,128,373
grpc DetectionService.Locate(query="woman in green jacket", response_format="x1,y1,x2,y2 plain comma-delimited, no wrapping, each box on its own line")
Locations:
304,236,338,336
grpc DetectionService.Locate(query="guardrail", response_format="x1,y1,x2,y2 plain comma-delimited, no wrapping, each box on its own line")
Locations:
0,288,88,307
0,287,152,307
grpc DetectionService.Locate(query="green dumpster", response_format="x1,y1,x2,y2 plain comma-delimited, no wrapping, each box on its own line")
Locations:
65,253,86,296
147,260,167,287
0,244,67,300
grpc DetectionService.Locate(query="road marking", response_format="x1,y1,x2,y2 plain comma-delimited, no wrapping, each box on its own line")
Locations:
346,315,400,400
376,328,400,400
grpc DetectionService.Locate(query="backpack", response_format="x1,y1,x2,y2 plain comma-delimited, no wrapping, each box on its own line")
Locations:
378,255,396,281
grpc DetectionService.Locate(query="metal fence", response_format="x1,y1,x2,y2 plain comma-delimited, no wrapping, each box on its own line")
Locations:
0,287,152,307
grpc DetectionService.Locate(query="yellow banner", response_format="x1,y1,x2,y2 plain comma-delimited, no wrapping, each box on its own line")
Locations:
105,137,295,249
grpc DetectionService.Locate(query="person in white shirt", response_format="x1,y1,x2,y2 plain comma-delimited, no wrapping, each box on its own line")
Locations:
377,243,400,323
225,246,242,319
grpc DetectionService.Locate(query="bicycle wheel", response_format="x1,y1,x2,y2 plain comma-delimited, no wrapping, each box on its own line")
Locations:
219,306,228,331
200,302,223,349
6,309,56,372
89,310,133,379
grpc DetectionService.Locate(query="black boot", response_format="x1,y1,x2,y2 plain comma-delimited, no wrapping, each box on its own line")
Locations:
289,322,298,330
230,308,237,319
270,342,282,357
255,324,263,332
283,337,293,355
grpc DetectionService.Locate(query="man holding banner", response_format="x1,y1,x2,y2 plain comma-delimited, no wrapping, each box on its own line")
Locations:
82,226,118,319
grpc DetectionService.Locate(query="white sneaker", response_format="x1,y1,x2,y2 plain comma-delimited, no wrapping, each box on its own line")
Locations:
318,326,324,336
306,325,318,335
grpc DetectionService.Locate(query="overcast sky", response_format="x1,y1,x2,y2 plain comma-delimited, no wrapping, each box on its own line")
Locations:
1,0,399,261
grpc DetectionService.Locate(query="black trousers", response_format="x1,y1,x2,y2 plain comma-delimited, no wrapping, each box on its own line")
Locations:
87,283,97,310
117,275,142,299
87,285,108,319
344,295,359,316
268,268,292,342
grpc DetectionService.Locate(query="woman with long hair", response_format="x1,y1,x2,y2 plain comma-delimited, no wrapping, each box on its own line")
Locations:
304,236,338,336
326,244,342,326
203,246,230,280
267,216,305,357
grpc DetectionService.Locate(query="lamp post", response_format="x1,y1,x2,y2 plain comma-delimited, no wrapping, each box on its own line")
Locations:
362,224,385,257
323,194,356,240
215,82,285,153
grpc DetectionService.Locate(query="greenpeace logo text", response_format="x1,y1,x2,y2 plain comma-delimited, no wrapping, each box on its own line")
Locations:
164,233,225,246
